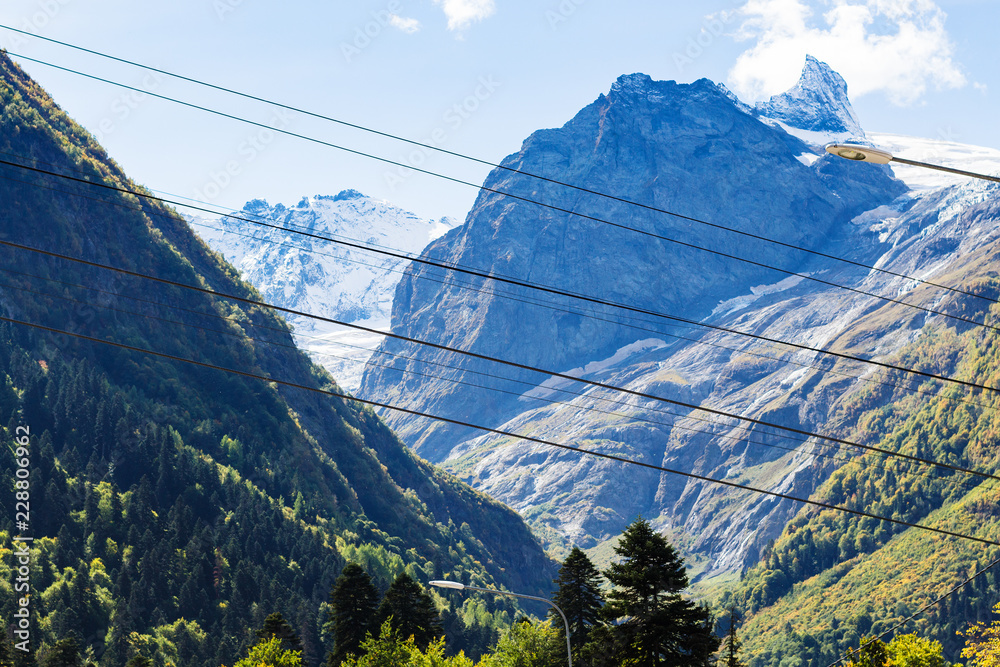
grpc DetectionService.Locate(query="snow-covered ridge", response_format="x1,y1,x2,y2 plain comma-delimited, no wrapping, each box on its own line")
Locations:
191,190,457,390
754,55,865,141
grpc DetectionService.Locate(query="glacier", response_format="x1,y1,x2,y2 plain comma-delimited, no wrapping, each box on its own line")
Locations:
191,192,457,390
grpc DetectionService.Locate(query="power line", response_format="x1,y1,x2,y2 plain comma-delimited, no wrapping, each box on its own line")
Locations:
1,257,987,493
1,26,996,311
2,310,998,549
22,265,984,657
0,270,849,472
4,51,999,342
7,27,999,651
3,150,991,423
3,157,991,430
2,155,998,402
1,235,997,486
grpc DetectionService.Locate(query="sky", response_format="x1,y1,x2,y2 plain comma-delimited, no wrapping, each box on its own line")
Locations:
0,0,997,223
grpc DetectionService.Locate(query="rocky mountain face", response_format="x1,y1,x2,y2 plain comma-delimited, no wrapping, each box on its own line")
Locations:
193,194,456,390
357,55,1000,584
755,54,865,139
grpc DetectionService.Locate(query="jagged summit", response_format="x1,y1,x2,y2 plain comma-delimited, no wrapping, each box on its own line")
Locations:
610,72,654,92
333,188,365,201
607,72,725,102
755,55,865,139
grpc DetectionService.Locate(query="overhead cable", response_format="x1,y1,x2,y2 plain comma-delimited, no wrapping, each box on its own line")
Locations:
1,235,997,485
1,26,996,309
4,51,999,340
2,311,998,549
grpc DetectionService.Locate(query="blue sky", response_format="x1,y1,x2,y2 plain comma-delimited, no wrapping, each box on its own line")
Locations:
0,0,997,222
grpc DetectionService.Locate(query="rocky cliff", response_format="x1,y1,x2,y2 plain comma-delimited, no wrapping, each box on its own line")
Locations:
356,56,940,576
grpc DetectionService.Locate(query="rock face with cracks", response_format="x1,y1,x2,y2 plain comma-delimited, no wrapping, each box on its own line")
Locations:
353,57,996,583
354,56,995,579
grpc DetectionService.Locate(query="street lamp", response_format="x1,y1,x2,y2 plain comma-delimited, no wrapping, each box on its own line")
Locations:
825,142,1000,183
430,580,573,667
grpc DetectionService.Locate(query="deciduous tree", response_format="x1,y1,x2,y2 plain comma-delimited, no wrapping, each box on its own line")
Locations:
959,604,1000,667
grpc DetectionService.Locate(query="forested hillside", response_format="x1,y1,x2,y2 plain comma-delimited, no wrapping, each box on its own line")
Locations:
723,219,1000,664
0,50,554,666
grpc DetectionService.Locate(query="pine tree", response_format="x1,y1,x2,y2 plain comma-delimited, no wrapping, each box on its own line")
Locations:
721,607,746,667
551,546,604,665
375,573,443,650
256,612,303,653
326,563,380,666
602,518,719,667
38,637,81,667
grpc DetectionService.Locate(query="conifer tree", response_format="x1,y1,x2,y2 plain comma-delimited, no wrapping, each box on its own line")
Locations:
38,637,81,667
551,546,605,664
721,607,746,667
326,563,380,666
375,573,443,650
602,518,718,666
256,612,303,654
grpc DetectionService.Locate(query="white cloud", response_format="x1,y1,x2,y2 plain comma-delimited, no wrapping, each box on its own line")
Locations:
433,0,496,31
388,14,421,34
726,0,966,105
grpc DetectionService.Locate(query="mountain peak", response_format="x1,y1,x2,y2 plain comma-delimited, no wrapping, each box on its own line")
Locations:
755,55,864,139
610,72,654,92
333,188,366,201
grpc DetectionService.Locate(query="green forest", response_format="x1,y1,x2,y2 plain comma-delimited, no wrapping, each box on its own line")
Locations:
721,263,1000,664
0,50,553,666
4,28,1000,667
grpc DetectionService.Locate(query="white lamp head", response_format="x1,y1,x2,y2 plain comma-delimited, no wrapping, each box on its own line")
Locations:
825,143,893,165
429,580,466,590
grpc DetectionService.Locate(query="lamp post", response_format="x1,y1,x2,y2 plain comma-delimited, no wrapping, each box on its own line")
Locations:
825,143,1000,184
430,580,573,667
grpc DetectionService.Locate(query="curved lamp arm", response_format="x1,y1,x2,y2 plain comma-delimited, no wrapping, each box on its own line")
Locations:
431,580,573,667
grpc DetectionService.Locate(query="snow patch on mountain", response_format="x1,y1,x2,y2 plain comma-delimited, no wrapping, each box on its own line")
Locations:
192,192,457,390
867,133,1000,192
519,338,670,403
